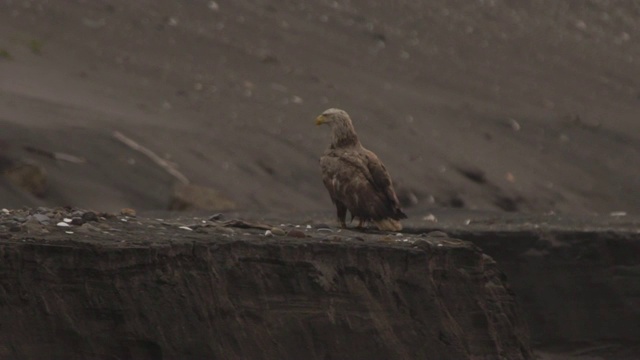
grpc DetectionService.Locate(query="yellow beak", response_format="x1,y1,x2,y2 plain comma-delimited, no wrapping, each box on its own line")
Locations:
315,115,325,125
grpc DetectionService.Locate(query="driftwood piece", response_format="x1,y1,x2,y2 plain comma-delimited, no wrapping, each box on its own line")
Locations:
112,131,189,185
24,146,86,164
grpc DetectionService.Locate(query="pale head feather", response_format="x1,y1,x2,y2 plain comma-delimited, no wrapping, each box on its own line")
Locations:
317,108,360,148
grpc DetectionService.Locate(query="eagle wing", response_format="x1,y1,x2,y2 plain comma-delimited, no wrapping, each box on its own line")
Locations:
320,148,406,221
361,148,407,219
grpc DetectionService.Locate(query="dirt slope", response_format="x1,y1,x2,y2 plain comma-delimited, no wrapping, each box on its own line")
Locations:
1,0,639,215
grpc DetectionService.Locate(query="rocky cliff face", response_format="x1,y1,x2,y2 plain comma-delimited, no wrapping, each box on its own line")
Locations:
0,209,532,360
410,212,640,351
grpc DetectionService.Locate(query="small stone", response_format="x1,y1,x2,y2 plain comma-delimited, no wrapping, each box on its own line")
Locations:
179,226,193,231
317,228,333,233
270,227,286,236
12,217,27,223
27,214,48,224
1,208,10,214
71,217,84,226
315,223,331,229
264,230,273,237
287,229,306,238
63,218,73,223
422,214,438,222
121,208,137,217
65,231,74,234
208,213,223,221
81,211,98,222
56,222,70,227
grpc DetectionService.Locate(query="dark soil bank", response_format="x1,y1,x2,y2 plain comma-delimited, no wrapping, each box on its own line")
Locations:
0,209,531,360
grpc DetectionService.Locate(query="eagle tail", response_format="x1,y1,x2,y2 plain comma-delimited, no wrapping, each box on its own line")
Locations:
373,218,403,232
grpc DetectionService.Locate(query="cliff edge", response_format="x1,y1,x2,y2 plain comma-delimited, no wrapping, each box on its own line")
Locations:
0,208,531,360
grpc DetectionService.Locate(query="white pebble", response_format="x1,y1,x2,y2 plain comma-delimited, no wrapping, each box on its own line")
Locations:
57,222,70,227
264,230,273,237
179,226,193,231
306,225,312,229
1,208,9,214
65,231,74,234
422,214,438,222
63,218,73,223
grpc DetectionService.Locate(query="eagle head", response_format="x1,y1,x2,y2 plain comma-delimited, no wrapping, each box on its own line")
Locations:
315,108,359,147
315,108,350,126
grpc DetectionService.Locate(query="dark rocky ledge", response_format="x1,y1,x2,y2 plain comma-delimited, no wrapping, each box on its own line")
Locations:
406,210,640,358
0,208,532,360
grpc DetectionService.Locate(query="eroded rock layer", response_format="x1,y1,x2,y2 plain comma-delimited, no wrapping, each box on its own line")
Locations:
0,213,531,360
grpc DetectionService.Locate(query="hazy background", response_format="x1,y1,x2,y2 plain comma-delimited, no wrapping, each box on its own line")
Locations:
1,0,639,217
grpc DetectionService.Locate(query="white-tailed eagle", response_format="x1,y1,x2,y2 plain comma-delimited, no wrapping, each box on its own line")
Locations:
315,108,407,231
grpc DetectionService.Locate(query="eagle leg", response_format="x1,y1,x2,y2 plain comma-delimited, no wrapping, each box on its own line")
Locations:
336,202,348,228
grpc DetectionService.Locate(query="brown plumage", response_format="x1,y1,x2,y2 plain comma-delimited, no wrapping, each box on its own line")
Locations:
315,108,407,231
